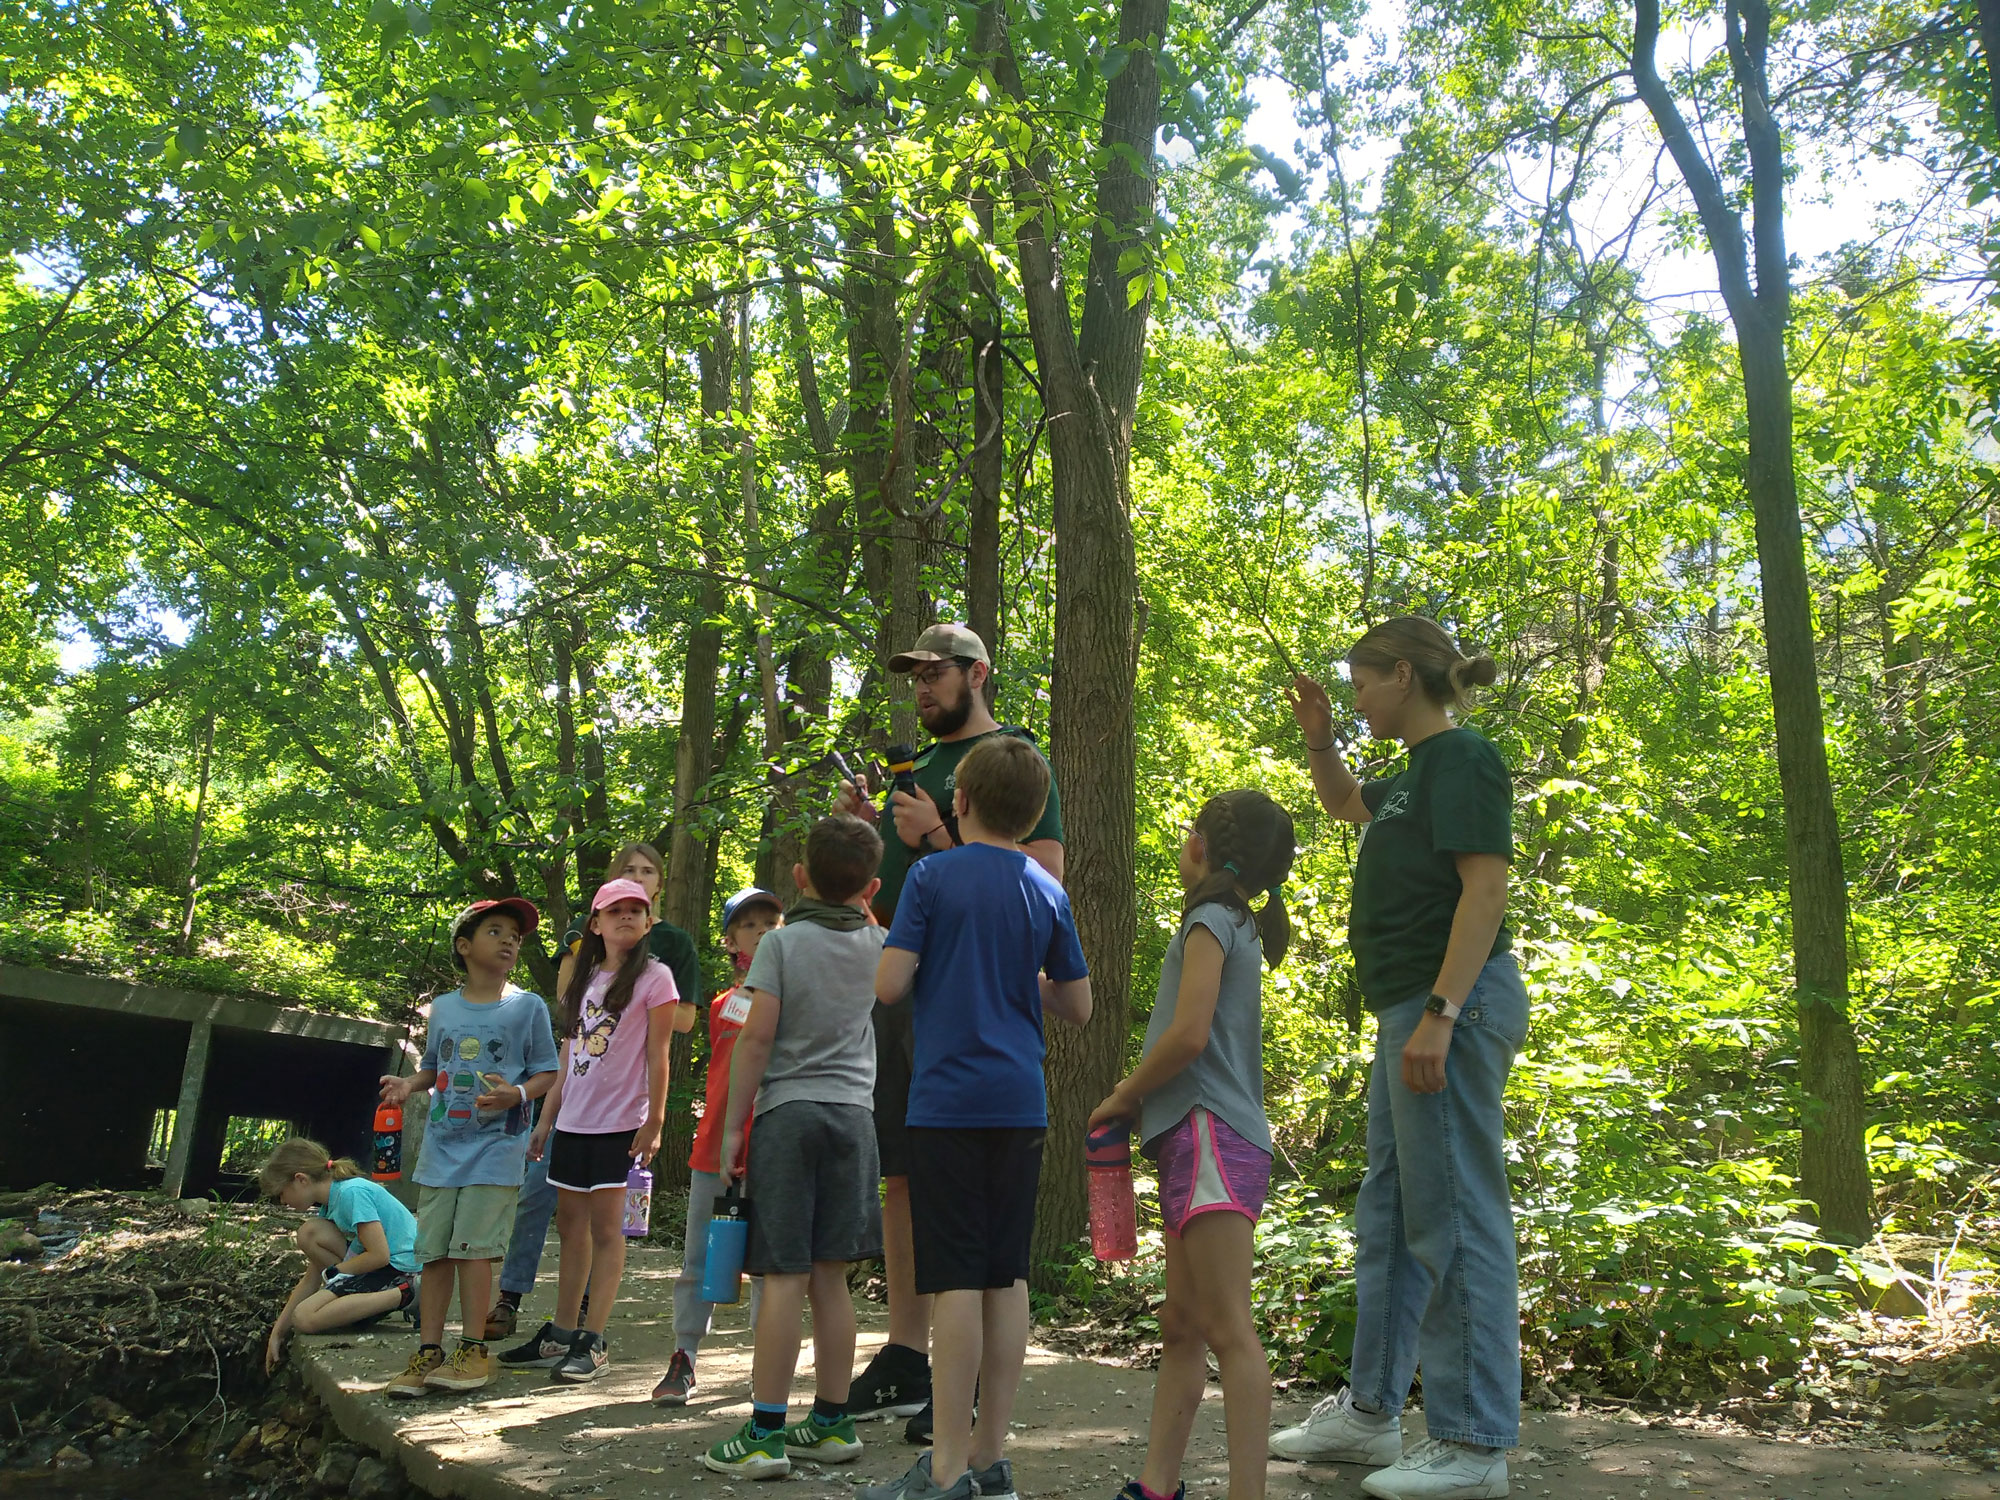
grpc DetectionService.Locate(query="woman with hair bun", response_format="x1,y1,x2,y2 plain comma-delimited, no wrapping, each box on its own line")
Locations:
1269,615,1528,1500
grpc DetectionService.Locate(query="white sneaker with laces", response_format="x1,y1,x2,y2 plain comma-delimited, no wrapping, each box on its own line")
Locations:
1268,1387,1403,1464
1359,1437,1508,1499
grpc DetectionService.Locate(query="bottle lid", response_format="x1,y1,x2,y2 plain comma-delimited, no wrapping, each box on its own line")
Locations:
1085,1121,1132,1167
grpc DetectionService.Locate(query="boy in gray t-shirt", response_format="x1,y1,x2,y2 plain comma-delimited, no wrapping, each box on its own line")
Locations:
704,816,886,1479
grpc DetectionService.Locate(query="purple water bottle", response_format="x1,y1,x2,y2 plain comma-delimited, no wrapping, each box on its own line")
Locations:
623,1164,653,1239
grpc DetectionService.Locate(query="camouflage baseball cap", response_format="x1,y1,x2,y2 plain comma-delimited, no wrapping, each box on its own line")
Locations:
888,623,990,672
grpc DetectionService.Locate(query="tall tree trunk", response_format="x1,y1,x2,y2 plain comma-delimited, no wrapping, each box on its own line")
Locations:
967,160,1004,692
1633,0,1872,1241
740,296,792,884
665,304,734,943
992,0,1164,1271
176,710,216,955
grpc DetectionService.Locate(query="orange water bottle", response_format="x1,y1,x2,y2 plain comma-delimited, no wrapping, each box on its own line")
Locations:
1086,1122,1137,1261
372,1100,403,1181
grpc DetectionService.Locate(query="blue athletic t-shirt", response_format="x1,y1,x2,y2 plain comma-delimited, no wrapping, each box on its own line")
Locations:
886,843,1090,1129
322,1176,420,1273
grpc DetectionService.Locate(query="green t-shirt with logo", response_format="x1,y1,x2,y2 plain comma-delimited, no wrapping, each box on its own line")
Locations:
869,728,1064,925
1350,726,1514,1010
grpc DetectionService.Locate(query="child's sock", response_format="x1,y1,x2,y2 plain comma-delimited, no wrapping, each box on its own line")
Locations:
459,1339,486,1354
810,1395,847,1427
1139,1484,1177,1500
551,1325,576,1345
751,1403,788,1437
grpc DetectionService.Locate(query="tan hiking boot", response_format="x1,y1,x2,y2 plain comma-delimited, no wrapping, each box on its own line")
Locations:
426,1340,494,1392
386,1345,445,1399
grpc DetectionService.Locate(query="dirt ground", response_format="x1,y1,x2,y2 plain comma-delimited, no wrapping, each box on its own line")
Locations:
288,1241,1999,1500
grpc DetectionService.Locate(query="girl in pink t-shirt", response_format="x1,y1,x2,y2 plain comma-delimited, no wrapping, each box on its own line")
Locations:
529,876,679,1381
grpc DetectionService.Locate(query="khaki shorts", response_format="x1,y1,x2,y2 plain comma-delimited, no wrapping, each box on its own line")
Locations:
415,1183,519,1263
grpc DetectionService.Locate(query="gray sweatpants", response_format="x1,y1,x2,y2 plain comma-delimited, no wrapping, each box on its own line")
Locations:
675,1168,762,1358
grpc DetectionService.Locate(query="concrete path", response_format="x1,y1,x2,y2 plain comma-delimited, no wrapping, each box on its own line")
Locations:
291,1243,1998,1500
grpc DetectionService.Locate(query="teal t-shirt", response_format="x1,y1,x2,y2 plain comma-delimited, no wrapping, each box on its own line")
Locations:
322,1176,420,1273
1349,727,1514,1009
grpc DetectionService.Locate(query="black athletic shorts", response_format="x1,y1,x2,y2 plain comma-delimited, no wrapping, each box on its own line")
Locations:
872,1002,916,1177
546,1127,637,1192
906,1126,1045,1294
323,1264,416,1307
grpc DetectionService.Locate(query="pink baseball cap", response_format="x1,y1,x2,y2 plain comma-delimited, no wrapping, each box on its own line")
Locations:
591,877,654,914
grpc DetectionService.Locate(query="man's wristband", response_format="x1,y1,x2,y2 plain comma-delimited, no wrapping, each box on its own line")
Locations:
1306,738,1335,753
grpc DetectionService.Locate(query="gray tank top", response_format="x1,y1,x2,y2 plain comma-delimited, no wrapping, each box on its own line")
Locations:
1137,902,1272,1155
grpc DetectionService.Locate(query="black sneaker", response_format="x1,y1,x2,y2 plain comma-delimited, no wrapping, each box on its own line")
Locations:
851,1342,930,1420
551,1328,609,1383
498,1320,570,1370
904,1383,976,1446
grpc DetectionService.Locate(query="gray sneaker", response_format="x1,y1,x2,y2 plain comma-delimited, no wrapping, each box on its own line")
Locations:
973,1457,1016,1500
860,1455,978,1500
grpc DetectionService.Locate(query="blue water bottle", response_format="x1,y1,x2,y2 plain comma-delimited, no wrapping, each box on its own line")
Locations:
699,1186,749,1305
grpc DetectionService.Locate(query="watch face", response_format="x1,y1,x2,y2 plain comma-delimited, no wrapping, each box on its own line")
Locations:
1424,993,1448,1013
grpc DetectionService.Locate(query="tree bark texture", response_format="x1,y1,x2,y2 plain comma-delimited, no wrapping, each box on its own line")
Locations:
993,0,1164,1272
966,166,1004,691
1633,0,1872,1240
665,306,733,944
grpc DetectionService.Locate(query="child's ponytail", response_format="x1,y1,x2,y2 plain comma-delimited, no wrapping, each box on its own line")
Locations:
1185,790,1298,968
257,1137,360,1198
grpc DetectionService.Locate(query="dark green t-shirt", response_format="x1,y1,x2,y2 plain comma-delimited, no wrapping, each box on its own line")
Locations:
1349,726,1514,1010
870,728,1064,925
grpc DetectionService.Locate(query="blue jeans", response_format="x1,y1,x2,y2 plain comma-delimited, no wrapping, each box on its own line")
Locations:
1349,954,1529,1449
500,1152,558,1298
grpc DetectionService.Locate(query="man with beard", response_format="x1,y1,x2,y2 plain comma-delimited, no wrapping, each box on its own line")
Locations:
834,624,1065,1444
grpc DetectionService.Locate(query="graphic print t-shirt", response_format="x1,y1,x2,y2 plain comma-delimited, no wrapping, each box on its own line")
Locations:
558,959,680,1134
1349,726,1514,1009
416,988,560,1188
689,986,754,1175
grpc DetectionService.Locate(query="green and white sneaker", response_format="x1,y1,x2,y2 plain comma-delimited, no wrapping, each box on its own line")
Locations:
704,1421,791,1480
782,1413,864,1462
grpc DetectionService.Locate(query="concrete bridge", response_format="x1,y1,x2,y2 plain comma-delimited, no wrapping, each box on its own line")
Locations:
0,963,415,1198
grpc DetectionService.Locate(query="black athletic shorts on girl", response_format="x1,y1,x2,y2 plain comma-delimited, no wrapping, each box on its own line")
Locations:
323,1264,416,1308
546,1127,638,1192
906,1126,1045,1293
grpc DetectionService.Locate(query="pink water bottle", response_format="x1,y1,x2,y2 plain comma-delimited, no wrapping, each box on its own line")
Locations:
1086,1122,1137,1261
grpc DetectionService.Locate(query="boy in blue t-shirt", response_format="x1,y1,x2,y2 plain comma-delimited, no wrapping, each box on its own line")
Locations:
379,897,560,1398
870,736,1092,1500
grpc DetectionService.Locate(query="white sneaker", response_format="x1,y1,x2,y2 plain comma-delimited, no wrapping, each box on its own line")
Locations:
1359,1438,1508,1499
1268,1387,1403,1464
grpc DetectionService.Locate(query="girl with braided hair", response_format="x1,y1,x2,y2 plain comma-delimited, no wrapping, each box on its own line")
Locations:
1091,788,1296,1500
1271,615,1525,1500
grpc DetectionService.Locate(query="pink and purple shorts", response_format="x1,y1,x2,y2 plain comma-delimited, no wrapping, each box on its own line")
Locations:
1154,1107,1272,1237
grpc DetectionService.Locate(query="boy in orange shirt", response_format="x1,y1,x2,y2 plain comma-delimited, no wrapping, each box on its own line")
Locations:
651,887,783,1404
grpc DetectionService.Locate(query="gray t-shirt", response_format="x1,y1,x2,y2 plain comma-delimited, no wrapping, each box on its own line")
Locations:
1137,903,1272,1155
741,919,886,1116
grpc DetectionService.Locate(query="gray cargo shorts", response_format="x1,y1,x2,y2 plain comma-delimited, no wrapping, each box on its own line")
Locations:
744,1100,884,1275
